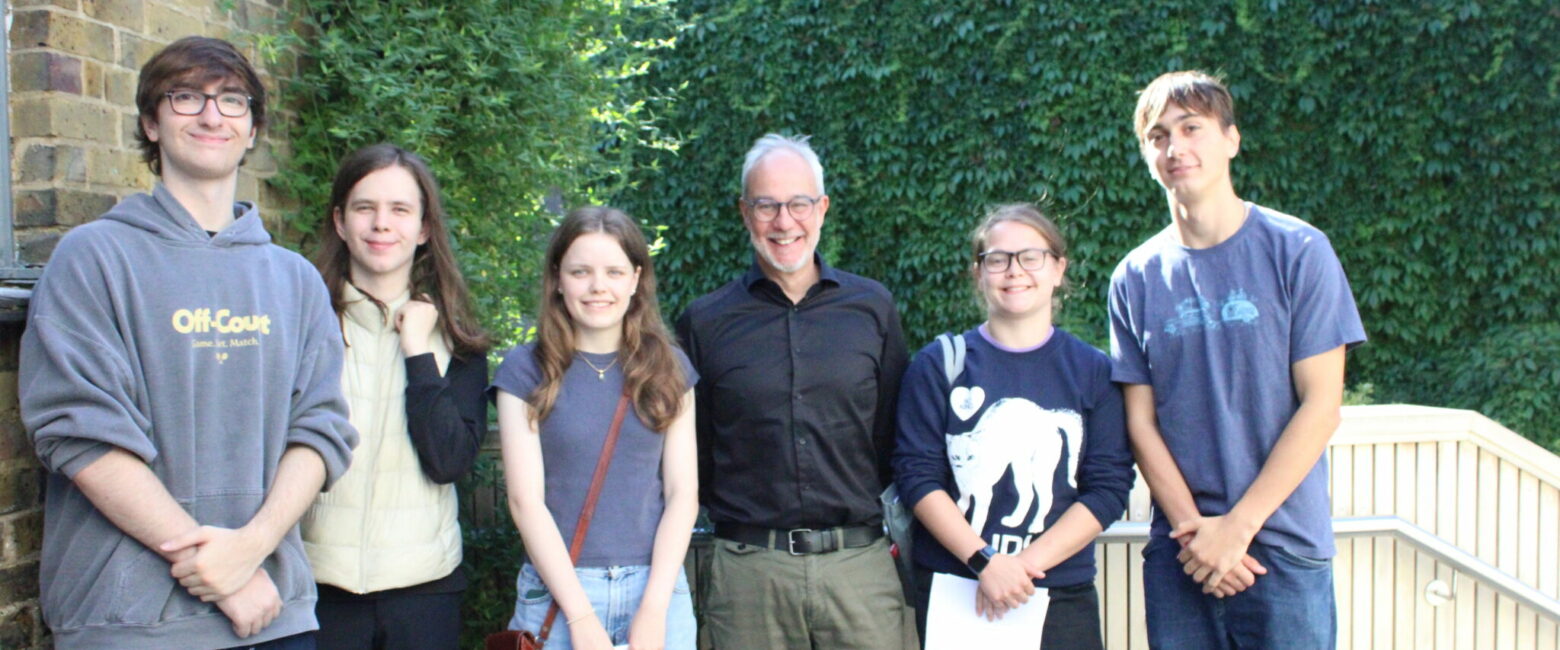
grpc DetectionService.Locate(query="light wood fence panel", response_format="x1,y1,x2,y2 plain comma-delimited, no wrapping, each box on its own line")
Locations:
1091,405,1560,649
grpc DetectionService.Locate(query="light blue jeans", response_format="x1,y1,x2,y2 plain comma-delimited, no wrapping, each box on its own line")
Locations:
508,563,696,650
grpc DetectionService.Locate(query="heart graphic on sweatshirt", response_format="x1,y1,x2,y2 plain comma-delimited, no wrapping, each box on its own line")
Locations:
950,386,984,421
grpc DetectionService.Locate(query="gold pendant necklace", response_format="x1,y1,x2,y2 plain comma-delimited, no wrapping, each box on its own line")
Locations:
576,352,618,381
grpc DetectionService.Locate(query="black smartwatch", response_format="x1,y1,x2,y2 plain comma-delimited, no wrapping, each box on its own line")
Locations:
965,545,997,575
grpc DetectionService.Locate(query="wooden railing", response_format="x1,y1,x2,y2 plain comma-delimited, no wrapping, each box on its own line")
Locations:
1094,405,1560,650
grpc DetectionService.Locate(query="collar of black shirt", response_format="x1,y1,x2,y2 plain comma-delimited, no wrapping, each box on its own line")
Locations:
741,253,842,304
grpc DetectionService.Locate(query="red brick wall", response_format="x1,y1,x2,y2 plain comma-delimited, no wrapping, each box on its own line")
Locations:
0,318,42,648
9,0,298,266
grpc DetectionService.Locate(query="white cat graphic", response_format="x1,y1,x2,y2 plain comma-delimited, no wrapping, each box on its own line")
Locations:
946,397,1083,536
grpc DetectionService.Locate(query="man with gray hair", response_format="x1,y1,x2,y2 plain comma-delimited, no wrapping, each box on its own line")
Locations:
676,133,910,648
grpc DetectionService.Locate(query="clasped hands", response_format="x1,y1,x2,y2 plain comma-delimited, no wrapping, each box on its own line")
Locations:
160,525,281,638
1169,514,1268,598
974,553,1047,621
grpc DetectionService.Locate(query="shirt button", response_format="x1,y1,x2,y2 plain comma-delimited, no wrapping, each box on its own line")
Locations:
798,438,807,446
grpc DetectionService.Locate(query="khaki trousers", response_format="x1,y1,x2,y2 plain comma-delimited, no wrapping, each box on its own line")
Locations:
702,535,906,650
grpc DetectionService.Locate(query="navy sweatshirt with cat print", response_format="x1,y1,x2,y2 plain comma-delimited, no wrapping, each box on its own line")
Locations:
893,326,1134,587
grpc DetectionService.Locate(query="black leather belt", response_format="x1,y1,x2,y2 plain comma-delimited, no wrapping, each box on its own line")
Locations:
715,522,883,556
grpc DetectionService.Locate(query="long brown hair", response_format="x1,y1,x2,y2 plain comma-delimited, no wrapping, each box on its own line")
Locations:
315,143,489,357
530,206,686,431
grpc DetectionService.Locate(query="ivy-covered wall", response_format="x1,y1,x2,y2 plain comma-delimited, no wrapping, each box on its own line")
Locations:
616,0,1560,444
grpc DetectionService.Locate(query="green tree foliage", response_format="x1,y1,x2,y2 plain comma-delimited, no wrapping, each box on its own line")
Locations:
1406,323,1560,450
456,455,524,644
270,0,678,343
615,0,1560,443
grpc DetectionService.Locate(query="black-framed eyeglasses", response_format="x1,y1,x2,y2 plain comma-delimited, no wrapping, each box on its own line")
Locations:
979,248,1054,274
164,90,252,118
743,196,822,222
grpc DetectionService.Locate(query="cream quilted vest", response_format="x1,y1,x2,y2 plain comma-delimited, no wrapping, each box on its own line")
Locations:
301,285,461,593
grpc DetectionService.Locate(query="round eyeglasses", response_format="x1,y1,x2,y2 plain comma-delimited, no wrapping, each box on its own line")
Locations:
743,196,822,222
164,90,252,118
979,248,1054,274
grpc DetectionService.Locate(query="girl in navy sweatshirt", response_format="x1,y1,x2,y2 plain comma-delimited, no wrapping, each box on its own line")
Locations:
893,204,1135,649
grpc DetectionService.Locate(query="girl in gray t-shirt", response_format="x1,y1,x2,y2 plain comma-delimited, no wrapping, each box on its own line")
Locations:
490,206,699,650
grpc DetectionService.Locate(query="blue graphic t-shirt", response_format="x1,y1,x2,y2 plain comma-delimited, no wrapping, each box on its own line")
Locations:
893,327,1135,587
1108,202,1367,558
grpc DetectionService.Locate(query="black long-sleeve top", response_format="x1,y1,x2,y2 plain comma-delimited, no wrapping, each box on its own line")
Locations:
404,351,488,484
675,257,909,530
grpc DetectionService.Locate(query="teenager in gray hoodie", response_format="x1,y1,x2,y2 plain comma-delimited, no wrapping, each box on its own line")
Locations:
19,36,357,650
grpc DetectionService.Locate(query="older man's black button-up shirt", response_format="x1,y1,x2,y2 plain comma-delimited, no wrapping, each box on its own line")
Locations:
676,258,908,530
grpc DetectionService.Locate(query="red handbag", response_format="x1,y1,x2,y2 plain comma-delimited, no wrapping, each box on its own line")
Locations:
485,394,631,650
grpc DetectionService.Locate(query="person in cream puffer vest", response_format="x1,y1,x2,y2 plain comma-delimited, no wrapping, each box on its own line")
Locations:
303,144,491,649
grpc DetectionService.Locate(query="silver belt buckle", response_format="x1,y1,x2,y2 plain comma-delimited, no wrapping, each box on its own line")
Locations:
787,528,814,555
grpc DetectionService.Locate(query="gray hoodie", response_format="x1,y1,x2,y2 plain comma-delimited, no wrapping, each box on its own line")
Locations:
20,185,357,649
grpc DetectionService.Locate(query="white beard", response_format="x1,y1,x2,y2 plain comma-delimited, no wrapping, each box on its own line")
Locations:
751,232,812,274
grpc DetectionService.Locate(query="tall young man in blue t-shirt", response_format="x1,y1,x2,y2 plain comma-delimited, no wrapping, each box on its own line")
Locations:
1108,70,1366,648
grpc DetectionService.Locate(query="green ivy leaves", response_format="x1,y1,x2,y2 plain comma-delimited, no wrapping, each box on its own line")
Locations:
617,0,1560,443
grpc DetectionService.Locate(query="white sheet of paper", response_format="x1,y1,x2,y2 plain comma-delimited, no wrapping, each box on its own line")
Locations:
924,572,1048,649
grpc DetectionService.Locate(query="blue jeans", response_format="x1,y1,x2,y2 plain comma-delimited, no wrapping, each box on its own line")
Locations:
508,563,696,650
1142,536,1336,649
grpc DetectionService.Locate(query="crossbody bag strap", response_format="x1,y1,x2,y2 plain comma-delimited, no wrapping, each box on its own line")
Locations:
536,392,632,643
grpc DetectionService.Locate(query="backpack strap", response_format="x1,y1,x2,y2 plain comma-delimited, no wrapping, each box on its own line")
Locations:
935,332,966,386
